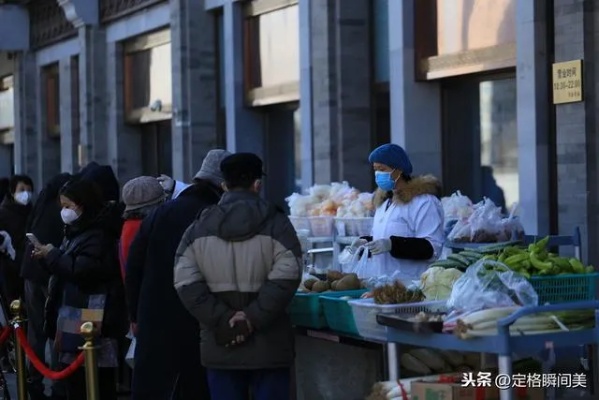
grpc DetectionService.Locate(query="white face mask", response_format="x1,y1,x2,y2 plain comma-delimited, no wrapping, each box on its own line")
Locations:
61,208,80,225
14,191,32,206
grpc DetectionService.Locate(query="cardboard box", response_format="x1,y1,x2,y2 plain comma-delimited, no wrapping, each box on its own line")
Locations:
411,381,544,400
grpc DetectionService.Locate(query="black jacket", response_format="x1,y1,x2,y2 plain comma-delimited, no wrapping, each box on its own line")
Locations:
0,196,31,302
125,181,222,399
21,173,71,283
44,203,127,344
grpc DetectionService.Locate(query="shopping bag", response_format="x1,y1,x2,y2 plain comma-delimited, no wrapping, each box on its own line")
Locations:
349,246,374,279
126,337,136,369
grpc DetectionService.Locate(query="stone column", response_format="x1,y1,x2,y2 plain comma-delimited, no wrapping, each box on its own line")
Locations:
299,0,314,189
59,57,78,173
106,41,142,183
388,0,442,178
515,0,551,236
13,52,37,177
223,1,264,157
78,26,108,165
170,0,218,181
310,0,372,191
553,0,599,263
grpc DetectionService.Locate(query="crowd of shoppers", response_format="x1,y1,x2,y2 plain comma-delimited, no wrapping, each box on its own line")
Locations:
0,149,303,400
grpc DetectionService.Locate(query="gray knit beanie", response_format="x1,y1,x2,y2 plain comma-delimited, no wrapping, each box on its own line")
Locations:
194,149,232,187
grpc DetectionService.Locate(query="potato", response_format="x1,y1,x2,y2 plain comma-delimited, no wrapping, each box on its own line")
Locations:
304,279,318,291
335,274,361,291
326,270,343,282
312,280,331,293
331,280,339,290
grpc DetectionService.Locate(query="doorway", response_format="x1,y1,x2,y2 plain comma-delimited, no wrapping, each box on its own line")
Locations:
442,74,518,214
140,120,172,177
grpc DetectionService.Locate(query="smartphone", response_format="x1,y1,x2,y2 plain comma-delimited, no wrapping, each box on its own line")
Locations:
26,233,42,248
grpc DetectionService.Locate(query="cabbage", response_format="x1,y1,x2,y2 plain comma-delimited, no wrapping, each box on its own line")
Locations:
420,267,463,301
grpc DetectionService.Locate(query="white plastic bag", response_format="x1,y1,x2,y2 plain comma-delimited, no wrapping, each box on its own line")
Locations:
345,246,376,279
126,337,136,369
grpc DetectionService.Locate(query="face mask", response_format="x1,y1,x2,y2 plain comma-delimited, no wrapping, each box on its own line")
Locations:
375,171,396,191
61,208,80,225
14,191,32,205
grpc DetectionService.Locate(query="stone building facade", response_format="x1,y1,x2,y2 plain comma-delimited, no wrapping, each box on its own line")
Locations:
0,0,598,264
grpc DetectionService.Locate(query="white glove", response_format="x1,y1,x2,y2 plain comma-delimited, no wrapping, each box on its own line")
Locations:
0,231,16,260
349,238,368,253
157,174,175,194
365,238,392,255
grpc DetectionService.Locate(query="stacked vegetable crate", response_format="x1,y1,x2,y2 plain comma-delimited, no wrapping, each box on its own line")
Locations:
289,290,366,330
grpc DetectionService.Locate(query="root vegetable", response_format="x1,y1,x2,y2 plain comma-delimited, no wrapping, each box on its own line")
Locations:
311,280,330,293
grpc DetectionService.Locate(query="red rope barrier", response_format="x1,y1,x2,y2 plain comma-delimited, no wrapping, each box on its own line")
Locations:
0,326,12,347
14,326,84,380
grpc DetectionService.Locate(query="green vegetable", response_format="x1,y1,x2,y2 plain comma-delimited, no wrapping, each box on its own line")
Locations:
447,253,470,267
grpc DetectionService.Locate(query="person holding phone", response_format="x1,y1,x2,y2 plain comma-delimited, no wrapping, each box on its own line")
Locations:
32,177,126,400
0,174,34,304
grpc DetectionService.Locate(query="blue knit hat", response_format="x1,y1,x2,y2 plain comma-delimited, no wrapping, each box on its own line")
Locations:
368,144,413,175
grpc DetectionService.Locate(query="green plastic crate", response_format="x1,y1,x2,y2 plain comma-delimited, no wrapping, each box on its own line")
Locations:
529,273,599,304
320,290,367,335
289,289,367,329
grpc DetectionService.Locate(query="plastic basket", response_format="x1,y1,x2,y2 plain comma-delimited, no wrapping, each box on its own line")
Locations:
334,217,374,237
529,273,599,304
320,290,368,336
289,216,311,233
309,216,334,237
348,298,447,341
289,289,368,329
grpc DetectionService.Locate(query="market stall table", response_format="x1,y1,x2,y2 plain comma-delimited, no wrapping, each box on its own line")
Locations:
379,300,599,400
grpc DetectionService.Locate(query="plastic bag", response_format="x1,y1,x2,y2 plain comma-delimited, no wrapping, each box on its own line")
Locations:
447,219,471,242
447,259,538,312
469,199,503,242
441,191,474,219
345,246,376,279
126,337,136,369
362,271,420,291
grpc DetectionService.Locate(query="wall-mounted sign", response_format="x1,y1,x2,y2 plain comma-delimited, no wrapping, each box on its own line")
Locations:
552,59,583,104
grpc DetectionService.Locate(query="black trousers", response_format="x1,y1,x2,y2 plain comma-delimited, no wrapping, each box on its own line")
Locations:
62,366,117,400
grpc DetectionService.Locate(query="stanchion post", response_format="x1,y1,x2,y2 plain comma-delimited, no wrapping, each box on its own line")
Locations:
80,322,100,400
9,300,27,400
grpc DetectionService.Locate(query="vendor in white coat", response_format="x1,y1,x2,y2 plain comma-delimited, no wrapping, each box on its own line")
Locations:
353,144,445,285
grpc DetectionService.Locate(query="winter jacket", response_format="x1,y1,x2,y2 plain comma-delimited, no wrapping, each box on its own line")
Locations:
174,190,302,370
0,196,31,302
119,219,142,281
21,173,71,284
125,181,222,399
44,203,127,357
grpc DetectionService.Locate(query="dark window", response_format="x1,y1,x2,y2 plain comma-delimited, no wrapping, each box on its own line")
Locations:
43,64,60,137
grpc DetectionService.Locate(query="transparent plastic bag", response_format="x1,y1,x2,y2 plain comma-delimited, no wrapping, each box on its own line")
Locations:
442,191,474,220
467,198,504,243
447,259,538,312
348,246,371,279
447,219,471,242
